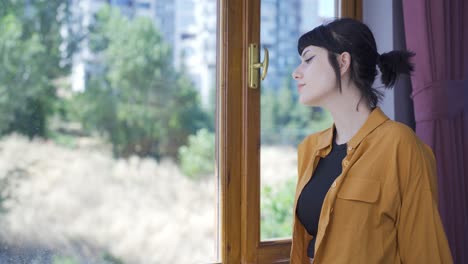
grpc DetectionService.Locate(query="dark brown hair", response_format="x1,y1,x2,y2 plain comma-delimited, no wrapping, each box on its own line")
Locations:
298,18,415,109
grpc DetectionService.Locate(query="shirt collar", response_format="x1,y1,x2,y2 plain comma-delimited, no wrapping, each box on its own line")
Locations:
316,107,389,154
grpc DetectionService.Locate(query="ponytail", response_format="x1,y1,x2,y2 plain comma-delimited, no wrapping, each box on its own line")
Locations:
377,50,415,88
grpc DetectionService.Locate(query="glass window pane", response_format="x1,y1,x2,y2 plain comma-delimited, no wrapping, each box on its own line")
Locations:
0,0,219,263
260,0,337,241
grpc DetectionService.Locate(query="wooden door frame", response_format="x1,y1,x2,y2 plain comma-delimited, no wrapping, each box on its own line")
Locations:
217,1,362,263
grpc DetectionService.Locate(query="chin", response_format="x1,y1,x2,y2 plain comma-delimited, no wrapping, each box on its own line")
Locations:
299,94,321,106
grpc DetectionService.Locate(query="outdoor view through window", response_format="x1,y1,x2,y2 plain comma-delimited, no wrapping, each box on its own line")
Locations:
0,0,218,263
0,0,341,262
260,0,337,240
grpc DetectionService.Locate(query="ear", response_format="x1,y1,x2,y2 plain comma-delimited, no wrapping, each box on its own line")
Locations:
338,52,351,76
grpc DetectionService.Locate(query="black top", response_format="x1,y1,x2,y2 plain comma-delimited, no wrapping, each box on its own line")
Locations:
296,131,347,258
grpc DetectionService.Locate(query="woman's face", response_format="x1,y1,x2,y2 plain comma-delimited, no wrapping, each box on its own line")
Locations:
292,45,338,106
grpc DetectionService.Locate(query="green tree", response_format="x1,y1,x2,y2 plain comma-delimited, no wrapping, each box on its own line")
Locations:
0,0,76,137
75,7,208,158
0,14,52,137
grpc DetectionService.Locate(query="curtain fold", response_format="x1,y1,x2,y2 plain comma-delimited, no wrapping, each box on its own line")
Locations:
402,0,468,263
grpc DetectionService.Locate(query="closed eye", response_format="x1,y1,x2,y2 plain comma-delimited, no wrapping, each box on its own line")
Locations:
305,56,315,63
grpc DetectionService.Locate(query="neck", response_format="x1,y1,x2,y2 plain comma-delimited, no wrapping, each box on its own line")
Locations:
317,79,374,145
322,88,372,145
329,104,372,145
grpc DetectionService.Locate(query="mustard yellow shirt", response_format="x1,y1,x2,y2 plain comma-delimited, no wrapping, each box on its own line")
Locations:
290,107,453,264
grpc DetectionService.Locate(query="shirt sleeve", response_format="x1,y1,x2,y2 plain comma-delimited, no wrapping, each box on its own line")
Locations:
397,142,453,263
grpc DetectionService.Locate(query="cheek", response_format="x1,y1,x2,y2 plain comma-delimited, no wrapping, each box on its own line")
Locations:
306,64,337,92
299,64,337,105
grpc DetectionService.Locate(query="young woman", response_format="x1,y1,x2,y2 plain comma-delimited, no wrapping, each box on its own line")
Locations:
290,18,453,264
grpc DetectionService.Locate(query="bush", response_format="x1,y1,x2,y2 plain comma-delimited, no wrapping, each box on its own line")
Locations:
261,177,296,240
178,128,215,179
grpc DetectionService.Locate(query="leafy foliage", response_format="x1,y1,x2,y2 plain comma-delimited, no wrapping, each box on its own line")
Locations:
73,7,209,158
178,128,215,179
0,14,50,137
261,177,297,239
0,0,79,138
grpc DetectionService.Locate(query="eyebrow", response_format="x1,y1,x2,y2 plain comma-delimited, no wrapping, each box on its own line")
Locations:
301,50,311,58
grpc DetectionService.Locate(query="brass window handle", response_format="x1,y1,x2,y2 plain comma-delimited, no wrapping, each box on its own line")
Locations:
249,43,269,89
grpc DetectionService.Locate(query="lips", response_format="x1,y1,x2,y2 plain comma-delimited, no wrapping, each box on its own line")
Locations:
297,83,305,93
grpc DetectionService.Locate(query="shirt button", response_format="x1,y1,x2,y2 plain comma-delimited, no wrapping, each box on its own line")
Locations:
343,160,349,167
332,181,337,188
347,146,353,152
330,207,334,213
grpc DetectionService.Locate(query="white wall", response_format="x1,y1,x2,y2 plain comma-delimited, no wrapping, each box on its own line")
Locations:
363,0,395,119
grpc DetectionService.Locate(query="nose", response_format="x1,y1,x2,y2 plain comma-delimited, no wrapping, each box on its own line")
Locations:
292,66,302,80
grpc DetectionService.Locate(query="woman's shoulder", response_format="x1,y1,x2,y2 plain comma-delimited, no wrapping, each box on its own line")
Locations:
377,120,423,145
376,120,434,158
379,120,416,138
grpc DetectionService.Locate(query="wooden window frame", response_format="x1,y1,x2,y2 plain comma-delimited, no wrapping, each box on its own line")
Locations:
217,1,362,263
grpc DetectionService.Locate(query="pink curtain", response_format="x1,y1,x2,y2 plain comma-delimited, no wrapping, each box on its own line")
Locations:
402,0,468,263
